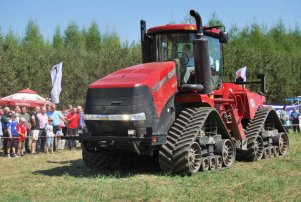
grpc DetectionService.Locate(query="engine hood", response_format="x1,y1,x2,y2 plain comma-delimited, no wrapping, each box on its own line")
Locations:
89,61,177,89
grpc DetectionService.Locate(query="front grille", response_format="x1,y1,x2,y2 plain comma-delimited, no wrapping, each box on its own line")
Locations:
84,86,155,136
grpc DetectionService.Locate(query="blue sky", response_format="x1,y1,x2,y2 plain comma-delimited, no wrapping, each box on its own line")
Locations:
0,0,300,43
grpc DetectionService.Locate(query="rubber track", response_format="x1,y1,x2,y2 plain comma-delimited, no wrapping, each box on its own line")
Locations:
159,108,198,171
172,108,216,174
238,107,285,161
159,107,229,174
82,146,123,170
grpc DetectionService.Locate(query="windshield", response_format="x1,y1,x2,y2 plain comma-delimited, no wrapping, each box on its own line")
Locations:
156,32,194,62
155,32,222,89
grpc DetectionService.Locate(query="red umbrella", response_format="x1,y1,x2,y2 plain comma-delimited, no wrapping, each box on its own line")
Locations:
0,88,54,108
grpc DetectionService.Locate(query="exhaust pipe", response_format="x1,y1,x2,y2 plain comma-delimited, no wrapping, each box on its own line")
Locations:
189,10,203,38
190,10,212,94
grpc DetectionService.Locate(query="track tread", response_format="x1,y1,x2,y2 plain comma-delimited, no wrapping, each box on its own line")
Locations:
82,146,123,170
237,107,287,161
159,107,232,174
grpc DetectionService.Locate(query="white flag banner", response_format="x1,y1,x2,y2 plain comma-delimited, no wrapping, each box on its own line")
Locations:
50,62,63,104
236,66,247,82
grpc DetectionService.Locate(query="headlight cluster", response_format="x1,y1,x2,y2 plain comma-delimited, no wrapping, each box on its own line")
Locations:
84,112,146,121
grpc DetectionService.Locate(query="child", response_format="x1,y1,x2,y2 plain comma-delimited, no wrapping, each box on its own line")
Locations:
56,125,65,152
17,117,27,156
45,119,54,154
8,113,19,157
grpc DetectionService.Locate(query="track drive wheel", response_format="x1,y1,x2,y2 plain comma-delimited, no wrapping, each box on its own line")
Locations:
82,143,123,170
214,139,235,167
174,140,202,175
273,133,289,155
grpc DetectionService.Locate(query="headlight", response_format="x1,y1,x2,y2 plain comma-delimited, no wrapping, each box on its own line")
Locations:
84,113,146,121
128,113,146,121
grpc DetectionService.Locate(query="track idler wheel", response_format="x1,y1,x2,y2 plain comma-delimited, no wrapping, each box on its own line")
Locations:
214,139,235,167
215,156,223,169
209,156,217,170
273,133,289,156
270,146,275,157
274,146,279,157
201,157,209,171
262,147,270,159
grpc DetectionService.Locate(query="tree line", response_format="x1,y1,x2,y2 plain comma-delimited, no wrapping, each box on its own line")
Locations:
0,18,300,107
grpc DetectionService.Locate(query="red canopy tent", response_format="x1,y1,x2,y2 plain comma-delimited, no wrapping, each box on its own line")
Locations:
0,88,54,108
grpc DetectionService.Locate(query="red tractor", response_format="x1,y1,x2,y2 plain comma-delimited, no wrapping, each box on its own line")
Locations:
81,10,289,174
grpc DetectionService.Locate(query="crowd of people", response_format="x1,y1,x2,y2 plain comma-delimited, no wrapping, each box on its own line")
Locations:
0,104,85,158
280,106,301,133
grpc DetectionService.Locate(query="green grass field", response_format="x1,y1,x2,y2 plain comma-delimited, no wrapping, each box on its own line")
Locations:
0,133,301,202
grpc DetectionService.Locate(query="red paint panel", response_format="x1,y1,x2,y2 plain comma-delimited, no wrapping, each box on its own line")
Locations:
89,62,178,118
175,94,215,107
213,82,265,119
245,92,266,119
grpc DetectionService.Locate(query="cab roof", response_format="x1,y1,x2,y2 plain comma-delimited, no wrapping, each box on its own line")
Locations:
147,24,221,36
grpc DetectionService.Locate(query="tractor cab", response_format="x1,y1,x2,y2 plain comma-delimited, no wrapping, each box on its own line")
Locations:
141,22,228,90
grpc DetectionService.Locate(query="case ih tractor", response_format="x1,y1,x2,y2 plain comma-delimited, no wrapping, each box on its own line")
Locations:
82,10,289,174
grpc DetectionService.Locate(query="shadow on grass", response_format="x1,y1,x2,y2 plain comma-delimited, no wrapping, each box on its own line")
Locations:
32,156,164,178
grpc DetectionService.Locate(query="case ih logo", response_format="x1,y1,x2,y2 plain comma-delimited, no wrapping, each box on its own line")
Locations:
152,68,176,93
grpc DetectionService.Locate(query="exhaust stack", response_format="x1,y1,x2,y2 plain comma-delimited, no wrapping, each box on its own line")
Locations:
190,10,212,94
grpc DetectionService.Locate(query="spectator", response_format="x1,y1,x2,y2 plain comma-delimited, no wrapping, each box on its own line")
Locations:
56,125,64,152
45,119,54,154
0,110,3,150
1,107,11,157
77,106,85,129
45,104,51,113
67,104,73,113
47,105,66,151
285,118,291,133
8,113,19,157
280,106,287,124
19,107,31,154
66,107,80,150
280,106,289,133
17,117,27,156
37,106,48,152
290,108,300,133
62,109,69,136
31,106,40,154
14,106,21,123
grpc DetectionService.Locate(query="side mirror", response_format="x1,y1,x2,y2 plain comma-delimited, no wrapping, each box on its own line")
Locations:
219,31,228,43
